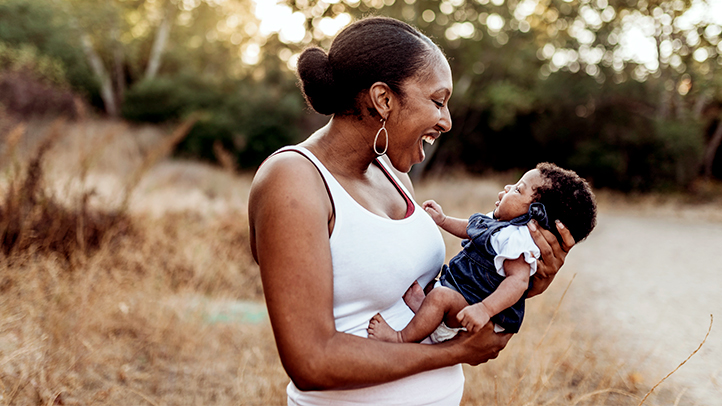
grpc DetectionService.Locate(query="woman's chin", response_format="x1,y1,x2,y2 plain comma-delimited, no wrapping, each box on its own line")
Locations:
417,140,427,163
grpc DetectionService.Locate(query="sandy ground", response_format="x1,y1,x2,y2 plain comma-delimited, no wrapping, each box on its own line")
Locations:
564,210,722,405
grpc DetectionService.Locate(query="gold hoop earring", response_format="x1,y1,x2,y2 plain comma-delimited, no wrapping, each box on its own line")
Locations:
374,118,389,156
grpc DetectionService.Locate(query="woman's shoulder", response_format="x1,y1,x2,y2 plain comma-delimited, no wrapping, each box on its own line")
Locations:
249,150,332,215
252,150,324,189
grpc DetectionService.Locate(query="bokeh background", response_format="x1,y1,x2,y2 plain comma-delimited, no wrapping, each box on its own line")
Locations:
1,0,721,405
2,0,722,189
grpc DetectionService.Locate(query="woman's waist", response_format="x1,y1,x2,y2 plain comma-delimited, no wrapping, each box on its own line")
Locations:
287,363,464,406
333,298,415,337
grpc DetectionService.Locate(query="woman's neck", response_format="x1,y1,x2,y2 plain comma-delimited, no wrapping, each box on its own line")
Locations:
302,116,379,180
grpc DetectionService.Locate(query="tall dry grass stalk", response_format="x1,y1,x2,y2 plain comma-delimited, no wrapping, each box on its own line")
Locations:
637,315,713,406
0,118,130,260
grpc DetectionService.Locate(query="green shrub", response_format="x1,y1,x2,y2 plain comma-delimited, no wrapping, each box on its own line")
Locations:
123,73,305,169
431,70,706,192
649,118,705,189
0,0,97,97
0,41,67,86
0,41,77,117
121,75,222,123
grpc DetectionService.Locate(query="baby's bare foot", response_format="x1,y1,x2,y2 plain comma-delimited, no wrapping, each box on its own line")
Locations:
367,313,403,343
403,281,426,313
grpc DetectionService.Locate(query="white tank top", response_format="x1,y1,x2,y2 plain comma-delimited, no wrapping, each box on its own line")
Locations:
279,146,465,406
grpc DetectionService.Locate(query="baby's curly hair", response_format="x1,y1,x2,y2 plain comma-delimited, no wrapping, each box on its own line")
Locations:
532,162,597,244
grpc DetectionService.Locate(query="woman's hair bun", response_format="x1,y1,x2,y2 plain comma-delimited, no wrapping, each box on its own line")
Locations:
296,17,439,117
296,47,337,115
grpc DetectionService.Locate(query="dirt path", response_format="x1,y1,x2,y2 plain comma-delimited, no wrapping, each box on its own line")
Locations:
564,212,722,405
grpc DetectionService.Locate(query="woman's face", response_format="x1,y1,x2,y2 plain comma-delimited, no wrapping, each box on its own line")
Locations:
386,52,453,173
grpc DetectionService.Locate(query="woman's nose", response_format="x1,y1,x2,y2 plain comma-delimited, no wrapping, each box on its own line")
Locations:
438,106,452,133
504,184,512,192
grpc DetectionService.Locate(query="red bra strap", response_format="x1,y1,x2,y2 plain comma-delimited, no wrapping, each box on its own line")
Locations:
374,158,415,219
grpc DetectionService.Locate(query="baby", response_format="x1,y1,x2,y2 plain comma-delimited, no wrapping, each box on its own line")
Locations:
368,162,597,343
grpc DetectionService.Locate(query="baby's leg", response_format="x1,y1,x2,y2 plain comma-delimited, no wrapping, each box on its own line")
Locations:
400,287,468,342
368,287,468,343
403,281,426,313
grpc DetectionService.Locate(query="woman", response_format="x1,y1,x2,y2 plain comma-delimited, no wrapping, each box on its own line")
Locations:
248,16,574,405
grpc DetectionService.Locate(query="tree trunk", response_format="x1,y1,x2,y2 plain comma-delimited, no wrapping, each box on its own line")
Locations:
656,37,671,119
145,3,174,80
693,90,710,120
80,33,118,117
674,86,684,119
112,27,125,113
703,119,722,179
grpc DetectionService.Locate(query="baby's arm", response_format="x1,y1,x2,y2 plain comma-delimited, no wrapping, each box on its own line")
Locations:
422,200,469,239
457,256,530,333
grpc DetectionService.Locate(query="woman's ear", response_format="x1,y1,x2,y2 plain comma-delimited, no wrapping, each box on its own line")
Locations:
369,82,394,120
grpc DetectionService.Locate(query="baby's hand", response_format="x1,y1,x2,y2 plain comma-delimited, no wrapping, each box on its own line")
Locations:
422,200,446,226
457,303,492,334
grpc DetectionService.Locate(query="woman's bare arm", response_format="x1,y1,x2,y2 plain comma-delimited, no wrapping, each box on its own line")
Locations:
249,154,510,391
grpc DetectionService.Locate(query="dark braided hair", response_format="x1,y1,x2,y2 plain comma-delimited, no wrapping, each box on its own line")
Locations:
532,162,597,244
296,16,440,116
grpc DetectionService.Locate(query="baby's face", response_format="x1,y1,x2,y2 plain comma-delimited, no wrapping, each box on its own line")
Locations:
493,169,544,221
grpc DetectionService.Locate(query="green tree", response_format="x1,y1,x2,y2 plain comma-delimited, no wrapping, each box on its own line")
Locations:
268,0,720,188
44,0,259,116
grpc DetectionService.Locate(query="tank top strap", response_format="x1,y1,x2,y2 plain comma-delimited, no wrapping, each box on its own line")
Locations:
272,146,416,220
271,146,339,217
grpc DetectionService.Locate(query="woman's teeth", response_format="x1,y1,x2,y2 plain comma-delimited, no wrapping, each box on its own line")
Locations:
422,135,435,145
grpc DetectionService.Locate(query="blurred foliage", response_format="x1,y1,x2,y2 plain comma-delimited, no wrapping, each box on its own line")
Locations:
2,0,722,190
321,0,721,191
0,0,98,99
122,53,305,168
0,42,68,86
122,73,221,123
0,41,78,117
1,0,304,169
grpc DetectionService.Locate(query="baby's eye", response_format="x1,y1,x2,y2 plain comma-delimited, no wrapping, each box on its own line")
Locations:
433,100,444,108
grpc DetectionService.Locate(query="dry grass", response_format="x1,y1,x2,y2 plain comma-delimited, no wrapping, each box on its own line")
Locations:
0,118,282,405
1,118,714,405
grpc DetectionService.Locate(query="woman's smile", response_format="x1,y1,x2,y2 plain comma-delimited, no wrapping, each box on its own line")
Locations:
422,134,437,145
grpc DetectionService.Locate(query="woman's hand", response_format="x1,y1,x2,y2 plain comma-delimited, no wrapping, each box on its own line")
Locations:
449,322,512,366
526,219,575,298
